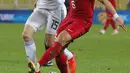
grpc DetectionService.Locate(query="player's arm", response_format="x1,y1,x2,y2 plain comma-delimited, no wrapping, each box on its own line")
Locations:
98,0,127,31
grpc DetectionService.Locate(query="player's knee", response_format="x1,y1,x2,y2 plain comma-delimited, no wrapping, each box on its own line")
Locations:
56,30,72,46
45,42,52,48
22,32,32,42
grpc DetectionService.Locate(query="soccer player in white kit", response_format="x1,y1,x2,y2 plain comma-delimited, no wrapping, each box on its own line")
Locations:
22,0,76,73
43,0,69,66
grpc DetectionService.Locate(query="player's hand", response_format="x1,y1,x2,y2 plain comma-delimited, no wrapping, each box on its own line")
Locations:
115,17,127,32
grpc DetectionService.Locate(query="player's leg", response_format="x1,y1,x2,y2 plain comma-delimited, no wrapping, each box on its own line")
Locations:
37,18,92,72
42,4,67,67
45,11,69,72
55,52,68,73
59,4,76,73
37,29,72,67
22,24,38,73
22,8,47,73
55,48,76,73
42,33,55,66
99,18,110,34
22,25,36,64
43,33,76,69
36,19,71,71
110,19,119,34
55,47,76,73
53,17,75,73
54,20,90,73
104,18,111,30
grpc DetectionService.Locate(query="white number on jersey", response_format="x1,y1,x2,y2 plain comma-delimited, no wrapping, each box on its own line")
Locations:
71,0,76,9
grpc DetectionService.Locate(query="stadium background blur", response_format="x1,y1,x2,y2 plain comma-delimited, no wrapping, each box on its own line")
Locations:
0,0,130,10
0,0,130,73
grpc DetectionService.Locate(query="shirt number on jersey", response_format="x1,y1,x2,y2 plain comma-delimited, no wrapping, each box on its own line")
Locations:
51,20,59,30
71,0,76,9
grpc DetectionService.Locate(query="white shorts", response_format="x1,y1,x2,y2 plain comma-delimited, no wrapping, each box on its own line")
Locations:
25,7,61,34
61,4,67,19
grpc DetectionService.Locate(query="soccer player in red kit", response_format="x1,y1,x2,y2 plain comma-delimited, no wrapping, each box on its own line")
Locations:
28,0,127,73
99,0,119,34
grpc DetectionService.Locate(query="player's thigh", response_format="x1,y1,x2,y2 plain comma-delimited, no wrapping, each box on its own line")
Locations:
55,19,73,46
25,9,48,32
46,8,61,35
56,18,70,36
45,8,62,46
65,19,92,39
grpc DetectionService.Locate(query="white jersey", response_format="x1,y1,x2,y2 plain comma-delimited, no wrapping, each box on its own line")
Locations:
36,0,65,9
25,0,67,34
58,0,65,4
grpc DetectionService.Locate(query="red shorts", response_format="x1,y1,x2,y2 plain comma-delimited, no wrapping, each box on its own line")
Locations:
56,17,92,39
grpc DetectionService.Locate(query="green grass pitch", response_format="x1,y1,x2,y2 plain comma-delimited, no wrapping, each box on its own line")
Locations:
0,23,130,73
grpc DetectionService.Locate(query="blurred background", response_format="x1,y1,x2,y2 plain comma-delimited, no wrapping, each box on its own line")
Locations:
0,0,129,10
0,0,130,23
0,0,35,9
95,0,130,10
0,0,130,73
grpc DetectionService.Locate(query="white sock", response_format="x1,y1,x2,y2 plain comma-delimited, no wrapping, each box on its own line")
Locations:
64,48,73,60
24,40,37,64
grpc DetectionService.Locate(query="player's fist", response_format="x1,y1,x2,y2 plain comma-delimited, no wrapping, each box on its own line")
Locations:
115,17,127,31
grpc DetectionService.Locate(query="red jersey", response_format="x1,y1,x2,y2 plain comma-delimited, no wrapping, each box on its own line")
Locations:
68,0,95,23
57,0,95,39
106,0,116,17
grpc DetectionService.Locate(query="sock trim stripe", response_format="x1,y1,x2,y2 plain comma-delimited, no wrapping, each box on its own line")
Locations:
24,40,34,46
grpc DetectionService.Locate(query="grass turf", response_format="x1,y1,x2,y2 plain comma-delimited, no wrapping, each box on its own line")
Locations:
0,24,130,73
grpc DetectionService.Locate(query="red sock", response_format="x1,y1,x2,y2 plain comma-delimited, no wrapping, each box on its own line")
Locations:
110,19,116,30
38,42,62,66
104,19,110,30
55,52,68,73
